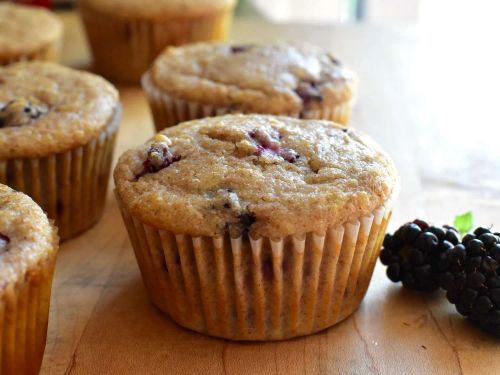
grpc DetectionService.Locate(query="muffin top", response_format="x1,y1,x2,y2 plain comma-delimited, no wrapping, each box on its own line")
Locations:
114,115,397,239
79,0,236,18
0,184,58,288
148,42,357,116
0,3,63,60
0,62,119,159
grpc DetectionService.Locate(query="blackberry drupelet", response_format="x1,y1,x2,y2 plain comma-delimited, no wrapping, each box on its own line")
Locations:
380,219,460,291
439,227,500,336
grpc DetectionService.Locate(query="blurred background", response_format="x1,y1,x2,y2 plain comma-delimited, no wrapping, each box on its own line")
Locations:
6,0,496,27
4,0,500,225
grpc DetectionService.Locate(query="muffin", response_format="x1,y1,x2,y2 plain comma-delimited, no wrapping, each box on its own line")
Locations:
0,62,120,241
142,42,357,132
114,114,397,340
78,0,236,83
0,183,58,375
0,3,63,66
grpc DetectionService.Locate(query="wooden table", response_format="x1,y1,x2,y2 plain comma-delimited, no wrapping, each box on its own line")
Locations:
40,12,500,375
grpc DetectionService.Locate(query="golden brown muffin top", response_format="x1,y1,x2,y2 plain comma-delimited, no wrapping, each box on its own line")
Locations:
79,0,236,18
114,115,397,239
0,184,58,288
0,3,63,60
0,62,119,159
148,42,357,116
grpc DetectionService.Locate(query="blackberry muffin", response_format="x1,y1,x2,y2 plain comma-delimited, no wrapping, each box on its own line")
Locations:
78,0,236,83
0,62,120,240
142,42,357,132
114,114,397,340
0,3,63,66
0,184,58,375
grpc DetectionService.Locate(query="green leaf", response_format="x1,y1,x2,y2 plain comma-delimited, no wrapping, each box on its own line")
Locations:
454,211,474,236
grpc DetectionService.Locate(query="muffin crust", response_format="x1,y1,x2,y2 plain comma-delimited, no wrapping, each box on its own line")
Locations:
0,62,119,159
114,115,397,238
79,0,236,18
0,184,58,288
149,42,357,116
0,3,62,61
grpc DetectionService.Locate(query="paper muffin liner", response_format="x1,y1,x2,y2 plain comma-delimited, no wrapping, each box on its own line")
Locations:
117,192,393,341
142,72,353,132
0,236,57,375
0,107,121,241
0,40,62,66
80,6,234,83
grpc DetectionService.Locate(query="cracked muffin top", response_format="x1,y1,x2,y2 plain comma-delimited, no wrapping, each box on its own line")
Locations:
0,184,58,287
0,3,63,61
147,42,357,116
114,115,397,238
0,62,119,159
79,0,235,18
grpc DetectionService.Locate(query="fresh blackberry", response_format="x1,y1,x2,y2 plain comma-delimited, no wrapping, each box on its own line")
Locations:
439,227,500,336
380,219,460,291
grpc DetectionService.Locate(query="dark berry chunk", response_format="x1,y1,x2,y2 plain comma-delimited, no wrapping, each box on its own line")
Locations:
295,80,323,104
136,135,181,179
328,54,342,65
279,148,299,163
249,128,299,163
0,98,47,128
0,233,9,252
238,212,256,234
230,45,253,54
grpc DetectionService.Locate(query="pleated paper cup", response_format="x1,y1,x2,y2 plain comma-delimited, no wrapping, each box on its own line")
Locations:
0,41,62,67
117,192,393,341
0,107,121,241
0,235,58,375
80,6,234,83
142,72,354,132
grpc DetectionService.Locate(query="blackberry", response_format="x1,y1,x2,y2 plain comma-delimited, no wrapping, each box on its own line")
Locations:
380,219,460,291
439,227,500,336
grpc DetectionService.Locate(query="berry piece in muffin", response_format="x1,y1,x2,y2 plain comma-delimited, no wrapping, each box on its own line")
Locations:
249,128,299,163
0,98,48,127
137,134,181,179
0,233,9,252
295,80,323,104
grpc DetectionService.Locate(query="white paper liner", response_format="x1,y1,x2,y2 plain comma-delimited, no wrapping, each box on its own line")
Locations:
0,107,121,241
80,7,234,83
0,244,57,375
142,72,354,131
117,192,393,341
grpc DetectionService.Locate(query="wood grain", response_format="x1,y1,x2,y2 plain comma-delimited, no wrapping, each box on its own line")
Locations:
39,12,500,375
